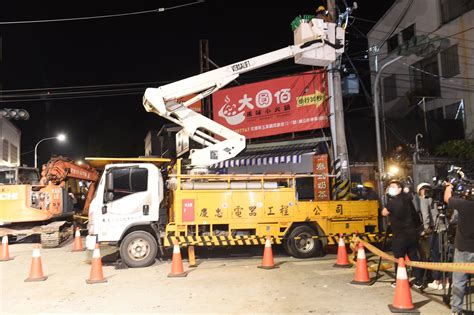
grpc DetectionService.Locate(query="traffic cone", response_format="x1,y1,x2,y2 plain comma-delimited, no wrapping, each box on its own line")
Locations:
72,228,85,252
333,234,351,268
86,244,107,284
25,245,47,282
388,258,418,313
350,242,373,285
0,235,13,261
258,236,278,270
168,241,187,277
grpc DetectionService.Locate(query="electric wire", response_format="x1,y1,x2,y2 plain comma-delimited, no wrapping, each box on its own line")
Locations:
0,1,205,25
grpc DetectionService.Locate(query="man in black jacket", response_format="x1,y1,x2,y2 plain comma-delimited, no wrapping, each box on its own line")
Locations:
382,179,424,289
444,183,474,314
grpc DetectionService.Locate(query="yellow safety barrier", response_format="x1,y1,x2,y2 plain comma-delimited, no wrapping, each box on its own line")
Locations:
355,237,474,275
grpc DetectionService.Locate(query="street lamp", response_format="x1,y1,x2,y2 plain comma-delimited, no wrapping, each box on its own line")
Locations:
34,134,67,169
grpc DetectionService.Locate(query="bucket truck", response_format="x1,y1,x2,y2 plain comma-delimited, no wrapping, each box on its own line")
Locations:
85,17,378,268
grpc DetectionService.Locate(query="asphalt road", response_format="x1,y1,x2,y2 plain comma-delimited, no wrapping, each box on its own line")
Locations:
1,241,452,314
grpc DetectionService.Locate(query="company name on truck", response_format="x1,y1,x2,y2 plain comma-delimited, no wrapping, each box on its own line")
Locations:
231,60,251,72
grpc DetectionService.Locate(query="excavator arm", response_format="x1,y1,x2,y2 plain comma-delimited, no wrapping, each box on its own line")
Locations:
41,156,100,215
143,20,345,168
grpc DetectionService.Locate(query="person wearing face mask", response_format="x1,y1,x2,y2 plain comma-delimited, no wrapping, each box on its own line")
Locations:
382,179,425,289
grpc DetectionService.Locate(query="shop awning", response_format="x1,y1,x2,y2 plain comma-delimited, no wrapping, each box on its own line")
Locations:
210,151,307,168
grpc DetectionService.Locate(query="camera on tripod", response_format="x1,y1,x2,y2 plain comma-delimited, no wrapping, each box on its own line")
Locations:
433,166,474,201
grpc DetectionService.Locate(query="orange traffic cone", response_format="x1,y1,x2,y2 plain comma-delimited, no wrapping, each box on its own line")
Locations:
258,236,278,270
86,244,107,284
72,228,85,252
350,242,373,285
388,258,418,313
25,245,47,282
168,241,187,277
333,234,351,268
0,235,13,261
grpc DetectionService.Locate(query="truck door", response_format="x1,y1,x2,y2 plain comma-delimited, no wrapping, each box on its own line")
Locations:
99,166,151,241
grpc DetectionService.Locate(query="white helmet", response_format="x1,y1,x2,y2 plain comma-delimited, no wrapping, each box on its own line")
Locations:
416,182,431,193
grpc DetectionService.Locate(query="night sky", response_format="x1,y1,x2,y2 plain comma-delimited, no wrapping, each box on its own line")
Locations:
0,0,395,167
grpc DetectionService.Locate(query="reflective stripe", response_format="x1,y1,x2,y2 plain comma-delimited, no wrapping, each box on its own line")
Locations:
32,248,41,258
357,248,366,259
397,267,408,280
173,245,180,254
92,248,101,258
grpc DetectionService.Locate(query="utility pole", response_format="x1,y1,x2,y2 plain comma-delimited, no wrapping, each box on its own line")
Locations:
327,0,350,183
199,40,211,118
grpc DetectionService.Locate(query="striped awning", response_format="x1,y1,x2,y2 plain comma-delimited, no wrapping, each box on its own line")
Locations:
210,152,307,169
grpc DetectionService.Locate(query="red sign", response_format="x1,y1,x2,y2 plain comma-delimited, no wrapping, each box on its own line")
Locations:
313,154,330,201
182,199,195,222
212,71,328,139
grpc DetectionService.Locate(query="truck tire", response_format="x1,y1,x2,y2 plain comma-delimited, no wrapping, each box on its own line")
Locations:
287,225,323,258
120,231,158,268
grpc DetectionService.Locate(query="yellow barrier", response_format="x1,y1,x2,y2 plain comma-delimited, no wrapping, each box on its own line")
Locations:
355,237,474,275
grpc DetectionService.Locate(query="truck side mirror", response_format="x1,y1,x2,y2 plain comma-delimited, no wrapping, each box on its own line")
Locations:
104,192,114,203
106,172,114,191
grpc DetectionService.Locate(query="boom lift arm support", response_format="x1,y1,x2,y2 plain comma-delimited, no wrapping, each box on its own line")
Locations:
143,25,344,168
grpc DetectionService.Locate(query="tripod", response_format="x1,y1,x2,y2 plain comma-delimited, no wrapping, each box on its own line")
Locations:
422,206,453,304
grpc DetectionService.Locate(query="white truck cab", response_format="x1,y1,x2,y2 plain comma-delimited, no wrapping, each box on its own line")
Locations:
86,161,165,267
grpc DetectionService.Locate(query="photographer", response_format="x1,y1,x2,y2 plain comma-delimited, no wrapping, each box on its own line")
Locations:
444,182,474,314
382,179,424,289
416,183,449,290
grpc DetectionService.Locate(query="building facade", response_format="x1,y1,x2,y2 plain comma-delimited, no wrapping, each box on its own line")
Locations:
0,118,21,167
368,0,474,140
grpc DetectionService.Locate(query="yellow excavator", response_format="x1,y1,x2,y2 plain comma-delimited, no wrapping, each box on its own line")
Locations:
0,156,99,247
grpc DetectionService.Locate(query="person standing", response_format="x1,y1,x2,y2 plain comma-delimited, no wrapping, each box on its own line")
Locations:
444,182,474,314
382,179,424,289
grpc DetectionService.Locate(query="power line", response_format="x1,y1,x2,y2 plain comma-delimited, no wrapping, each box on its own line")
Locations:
0,91,142,103
0,1,204,25
375,0,414,49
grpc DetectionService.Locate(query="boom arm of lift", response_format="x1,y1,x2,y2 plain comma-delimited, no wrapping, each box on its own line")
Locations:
143,32,344,168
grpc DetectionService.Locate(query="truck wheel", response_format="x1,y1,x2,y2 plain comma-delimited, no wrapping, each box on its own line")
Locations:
120,231,158,268
288,225,323,258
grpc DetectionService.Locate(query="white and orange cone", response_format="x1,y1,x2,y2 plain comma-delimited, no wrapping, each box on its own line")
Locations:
0,235,13,261
86,244,107,284
25,245,47,282
333,234,351,268
168,241,187,277
72,228,85,252
350,242,373,285
258,236,278,270
388,258,418,313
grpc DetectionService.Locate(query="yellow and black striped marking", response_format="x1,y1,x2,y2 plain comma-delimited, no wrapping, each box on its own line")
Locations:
167,235,282,247
167,232,389,247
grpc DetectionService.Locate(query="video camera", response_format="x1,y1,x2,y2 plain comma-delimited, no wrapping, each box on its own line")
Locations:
433,165,474,201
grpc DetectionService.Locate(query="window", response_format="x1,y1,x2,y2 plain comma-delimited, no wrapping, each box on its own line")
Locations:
440,45,460,78
10,144,18,164
109,167,148,201
2,139,9,162
440,0,474,24
387,34,399,53
410,54,441,97
401,24,415,42
383,74,397,102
